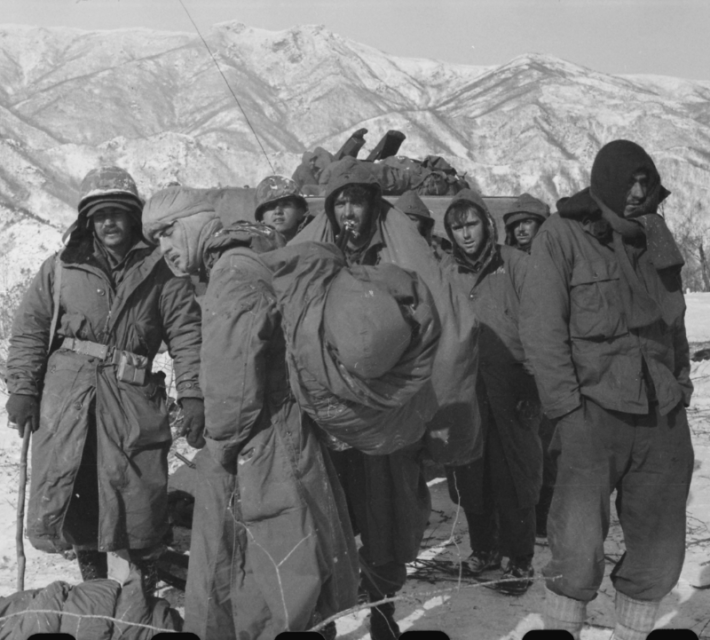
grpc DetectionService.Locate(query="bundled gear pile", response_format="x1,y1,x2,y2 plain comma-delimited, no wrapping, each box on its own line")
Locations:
319,155,469,197
0,571,181,640
292,129,470,197
263,242,441,455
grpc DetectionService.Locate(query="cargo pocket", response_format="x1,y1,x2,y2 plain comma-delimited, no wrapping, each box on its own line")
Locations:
569,260,627,340
108,371,170,451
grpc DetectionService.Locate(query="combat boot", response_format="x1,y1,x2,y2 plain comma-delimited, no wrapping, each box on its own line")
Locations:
369,596,401,640
76,549,108,581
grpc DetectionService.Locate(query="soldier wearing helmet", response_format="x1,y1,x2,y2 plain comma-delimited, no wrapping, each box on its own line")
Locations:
254,175,309,241
5,166,204,593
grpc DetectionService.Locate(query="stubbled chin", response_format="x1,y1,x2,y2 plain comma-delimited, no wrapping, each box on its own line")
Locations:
165,258,188,277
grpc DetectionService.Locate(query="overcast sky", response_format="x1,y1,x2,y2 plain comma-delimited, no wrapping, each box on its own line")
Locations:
3,0,709,81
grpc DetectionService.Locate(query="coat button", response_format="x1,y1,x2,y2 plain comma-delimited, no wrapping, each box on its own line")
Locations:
97,289,105,296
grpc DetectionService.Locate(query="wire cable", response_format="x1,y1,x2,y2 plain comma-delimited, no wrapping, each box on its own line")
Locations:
177,0,276,174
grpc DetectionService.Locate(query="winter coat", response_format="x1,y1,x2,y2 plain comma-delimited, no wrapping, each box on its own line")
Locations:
184,225,358,640
6,236,202,553
0,571,181,640
442,190,542,508
519,211,692,419
292,162,482,467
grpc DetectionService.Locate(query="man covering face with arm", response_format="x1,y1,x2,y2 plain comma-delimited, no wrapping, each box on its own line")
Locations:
519,140,694,640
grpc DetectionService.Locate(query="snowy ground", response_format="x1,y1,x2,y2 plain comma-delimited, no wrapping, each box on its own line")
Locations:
1,295,709,638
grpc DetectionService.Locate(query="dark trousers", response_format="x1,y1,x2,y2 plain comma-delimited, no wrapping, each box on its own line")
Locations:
447,418,536,561
330,445,430,598
545,398,694,602
63,408,100,549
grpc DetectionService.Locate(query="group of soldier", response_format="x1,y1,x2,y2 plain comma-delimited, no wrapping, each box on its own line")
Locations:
4,138,694,640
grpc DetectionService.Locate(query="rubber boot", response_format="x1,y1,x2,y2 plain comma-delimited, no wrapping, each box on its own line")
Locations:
610,591,661,640
543,587,586,640
76,549,108,581
369,596,401,640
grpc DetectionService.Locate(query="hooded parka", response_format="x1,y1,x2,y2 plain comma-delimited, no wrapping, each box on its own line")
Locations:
155,220,360,640
291,164,481,599
6,207,202,553
519,140,694,607
442,190,542,511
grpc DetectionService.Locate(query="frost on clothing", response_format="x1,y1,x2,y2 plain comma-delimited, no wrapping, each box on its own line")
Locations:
184,227,358,640
5,237,202,553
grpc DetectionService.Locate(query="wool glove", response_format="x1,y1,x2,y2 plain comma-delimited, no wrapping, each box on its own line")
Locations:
6,394,40,438
179,398,206,449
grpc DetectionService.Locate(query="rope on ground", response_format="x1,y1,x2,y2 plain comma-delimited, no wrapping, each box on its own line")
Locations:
0,609,179,633
309,573,559,633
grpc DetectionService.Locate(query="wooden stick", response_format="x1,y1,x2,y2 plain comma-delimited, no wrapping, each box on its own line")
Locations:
16,427,31,592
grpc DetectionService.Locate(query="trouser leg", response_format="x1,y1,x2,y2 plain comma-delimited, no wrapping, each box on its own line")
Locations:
612,402,694,601
544,399,629,602
64,408,100,550
485,420,536,561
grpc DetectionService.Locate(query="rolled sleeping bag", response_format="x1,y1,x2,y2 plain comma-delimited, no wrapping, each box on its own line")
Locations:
263,242,440,455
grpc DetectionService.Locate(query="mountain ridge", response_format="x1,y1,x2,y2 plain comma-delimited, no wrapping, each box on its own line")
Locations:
0,22,708,345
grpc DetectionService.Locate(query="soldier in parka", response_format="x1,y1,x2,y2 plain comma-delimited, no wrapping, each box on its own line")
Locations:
142,187,358,640
291,164,482,640
503,193,550,254
503,193,556,536
5,166,204,591
394,190,452,260
441,189,543,596
520,140,694,640
254,175,311,242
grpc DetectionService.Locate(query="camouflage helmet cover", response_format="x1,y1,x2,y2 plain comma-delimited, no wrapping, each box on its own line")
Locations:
78,166,143,214
254,175,307,221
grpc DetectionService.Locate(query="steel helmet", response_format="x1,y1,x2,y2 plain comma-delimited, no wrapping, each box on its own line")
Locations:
254,175,307,221
77,166,143,216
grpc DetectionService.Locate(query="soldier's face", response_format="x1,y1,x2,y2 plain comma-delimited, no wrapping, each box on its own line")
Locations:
513,218,542,248
334,192,371,246
156,222,190,275
92,209,133,252
625,171,649,216
261,197,305,241
450,210,486,258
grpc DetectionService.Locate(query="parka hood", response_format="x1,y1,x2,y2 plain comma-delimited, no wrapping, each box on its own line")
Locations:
590,140,670,218
394,190,434,229
323,158,384,232
503,193,550,248
443,188,497,272
203,221,286,271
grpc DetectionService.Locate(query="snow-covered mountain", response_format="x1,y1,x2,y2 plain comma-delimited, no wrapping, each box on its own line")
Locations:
0,21,709,346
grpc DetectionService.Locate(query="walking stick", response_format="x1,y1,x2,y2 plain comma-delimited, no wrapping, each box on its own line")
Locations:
16,426,31,592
